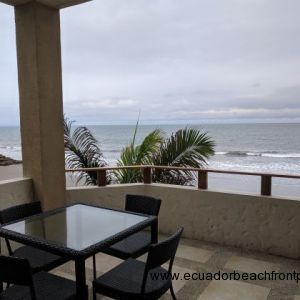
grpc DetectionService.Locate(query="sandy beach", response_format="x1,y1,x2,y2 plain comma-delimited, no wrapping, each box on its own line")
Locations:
0,164,23,181
0,164,77,187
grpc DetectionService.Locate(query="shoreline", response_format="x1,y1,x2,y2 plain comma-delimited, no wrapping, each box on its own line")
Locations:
0,164,23,181
0,164,75,187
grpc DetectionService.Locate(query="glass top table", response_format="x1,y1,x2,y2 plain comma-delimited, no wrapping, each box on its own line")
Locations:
2,204,149,251
0,203,157,299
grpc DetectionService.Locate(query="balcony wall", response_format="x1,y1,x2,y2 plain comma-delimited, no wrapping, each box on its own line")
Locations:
0,178,33,210
1,178,300,259
0,178,33,253
67,183,300,259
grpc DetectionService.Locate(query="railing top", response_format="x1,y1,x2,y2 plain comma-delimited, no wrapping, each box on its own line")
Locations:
65,165,300,179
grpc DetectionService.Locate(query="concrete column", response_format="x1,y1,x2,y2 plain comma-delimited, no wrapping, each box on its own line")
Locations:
1,0,91,210
14,2,65,210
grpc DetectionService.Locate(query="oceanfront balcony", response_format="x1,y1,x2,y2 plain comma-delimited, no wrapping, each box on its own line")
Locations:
1,166,300,299
1,0,300,298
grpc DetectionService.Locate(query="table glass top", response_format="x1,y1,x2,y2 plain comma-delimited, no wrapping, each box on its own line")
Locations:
2,204,149,251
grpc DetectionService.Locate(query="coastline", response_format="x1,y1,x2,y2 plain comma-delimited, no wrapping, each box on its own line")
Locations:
0,154,23,181
0,164,76,187
0,164,23,181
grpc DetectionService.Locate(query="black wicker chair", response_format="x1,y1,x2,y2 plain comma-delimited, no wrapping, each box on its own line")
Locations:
0,255,76,300
93,195,161,279
0,202,69,273
102,194,162,259
93,227,183,300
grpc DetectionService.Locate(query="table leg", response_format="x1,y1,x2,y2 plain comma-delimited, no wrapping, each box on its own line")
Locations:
151,218,158,244
75,258,88,300
0,239,2,293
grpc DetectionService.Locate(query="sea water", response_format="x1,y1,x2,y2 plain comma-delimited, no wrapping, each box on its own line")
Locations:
1,123,299,198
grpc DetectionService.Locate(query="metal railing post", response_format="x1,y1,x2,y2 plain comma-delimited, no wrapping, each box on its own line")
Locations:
261,175,272,196
143,167,152,184
97,169,107,187
198,170,208,189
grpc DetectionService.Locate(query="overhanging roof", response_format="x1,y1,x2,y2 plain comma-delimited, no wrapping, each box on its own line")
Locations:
0,0,91,9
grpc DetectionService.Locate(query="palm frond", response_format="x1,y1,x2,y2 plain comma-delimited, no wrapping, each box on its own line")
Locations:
113,146,140,183
132,111,141,147
136,129,164,164
114,128,164,183
64,117,108,185
152,128,215,185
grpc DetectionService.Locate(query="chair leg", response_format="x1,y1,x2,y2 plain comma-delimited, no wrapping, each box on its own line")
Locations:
93,285,97,300
93,254,96,280
170,282,176,300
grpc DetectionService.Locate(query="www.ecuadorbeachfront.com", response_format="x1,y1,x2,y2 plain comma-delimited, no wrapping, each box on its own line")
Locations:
150,270,300,283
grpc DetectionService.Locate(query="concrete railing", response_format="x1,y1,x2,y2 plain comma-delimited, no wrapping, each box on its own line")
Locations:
0,177,33,253
65,166,300,258
0,178,33,210
1,171,300,259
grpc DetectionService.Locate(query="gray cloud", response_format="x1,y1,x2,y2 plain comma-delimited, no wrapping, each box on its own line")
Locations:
1,0,300,125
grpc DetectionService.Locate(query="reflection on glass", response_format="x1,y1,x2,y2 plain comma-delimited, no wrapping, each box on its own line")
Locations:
3,204,148,251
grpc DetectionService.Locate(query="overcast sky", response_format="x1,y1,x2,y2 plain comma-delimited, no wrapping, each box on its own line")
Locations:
0,0,300,125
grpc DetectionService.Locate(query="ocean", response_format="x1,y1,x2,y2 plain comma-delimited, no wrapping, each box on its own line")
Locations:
0,123,300,198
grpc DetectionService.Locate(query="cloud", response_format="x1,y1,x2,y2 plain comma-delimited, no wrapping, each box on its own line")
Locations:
66,98,138,109
0,0,300,124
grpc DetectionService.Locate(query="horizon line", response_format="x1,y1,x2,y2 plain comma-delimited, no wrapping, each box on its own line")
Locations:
1,120,300,127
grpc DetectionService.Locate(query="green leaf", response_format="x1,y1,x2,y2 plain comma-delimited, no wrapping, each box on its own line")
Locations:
64,116,109,185
114,128,164,183
152,128,215,185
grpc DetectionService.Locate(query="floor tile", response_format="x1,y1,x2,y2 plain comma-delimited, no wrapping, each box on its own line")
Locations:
176,244,214,263
50,237,300,299
225,256,280,274
51,269,76,281
164,264,196,294
198,280,270,300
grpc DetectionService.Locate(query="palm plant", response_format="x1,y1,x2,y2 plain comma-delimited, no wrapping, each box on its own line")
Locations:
152,128,215,185
116,127,215,185
64,115,215,186
64,117,108,185
114,121,164,183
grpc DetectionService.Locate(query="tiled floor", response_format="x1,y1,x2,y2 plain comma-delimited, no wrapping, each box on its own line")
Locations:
53,235,300,299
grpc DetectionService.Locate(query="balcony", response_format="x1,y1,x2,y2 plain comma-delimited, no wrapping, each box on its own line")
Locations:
1,0,300,298
1,167,300,299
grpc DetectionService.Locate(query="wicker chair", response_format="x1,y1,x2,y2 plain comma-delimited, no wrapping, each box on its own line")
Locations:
0,255,76,300
93,227,183,300
92,194,161,279
0,202,69,273
102,194,162,259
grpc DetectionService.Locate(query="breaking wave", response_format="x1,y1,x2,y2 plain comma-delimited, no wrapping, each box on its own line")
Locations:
215,151,300,158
